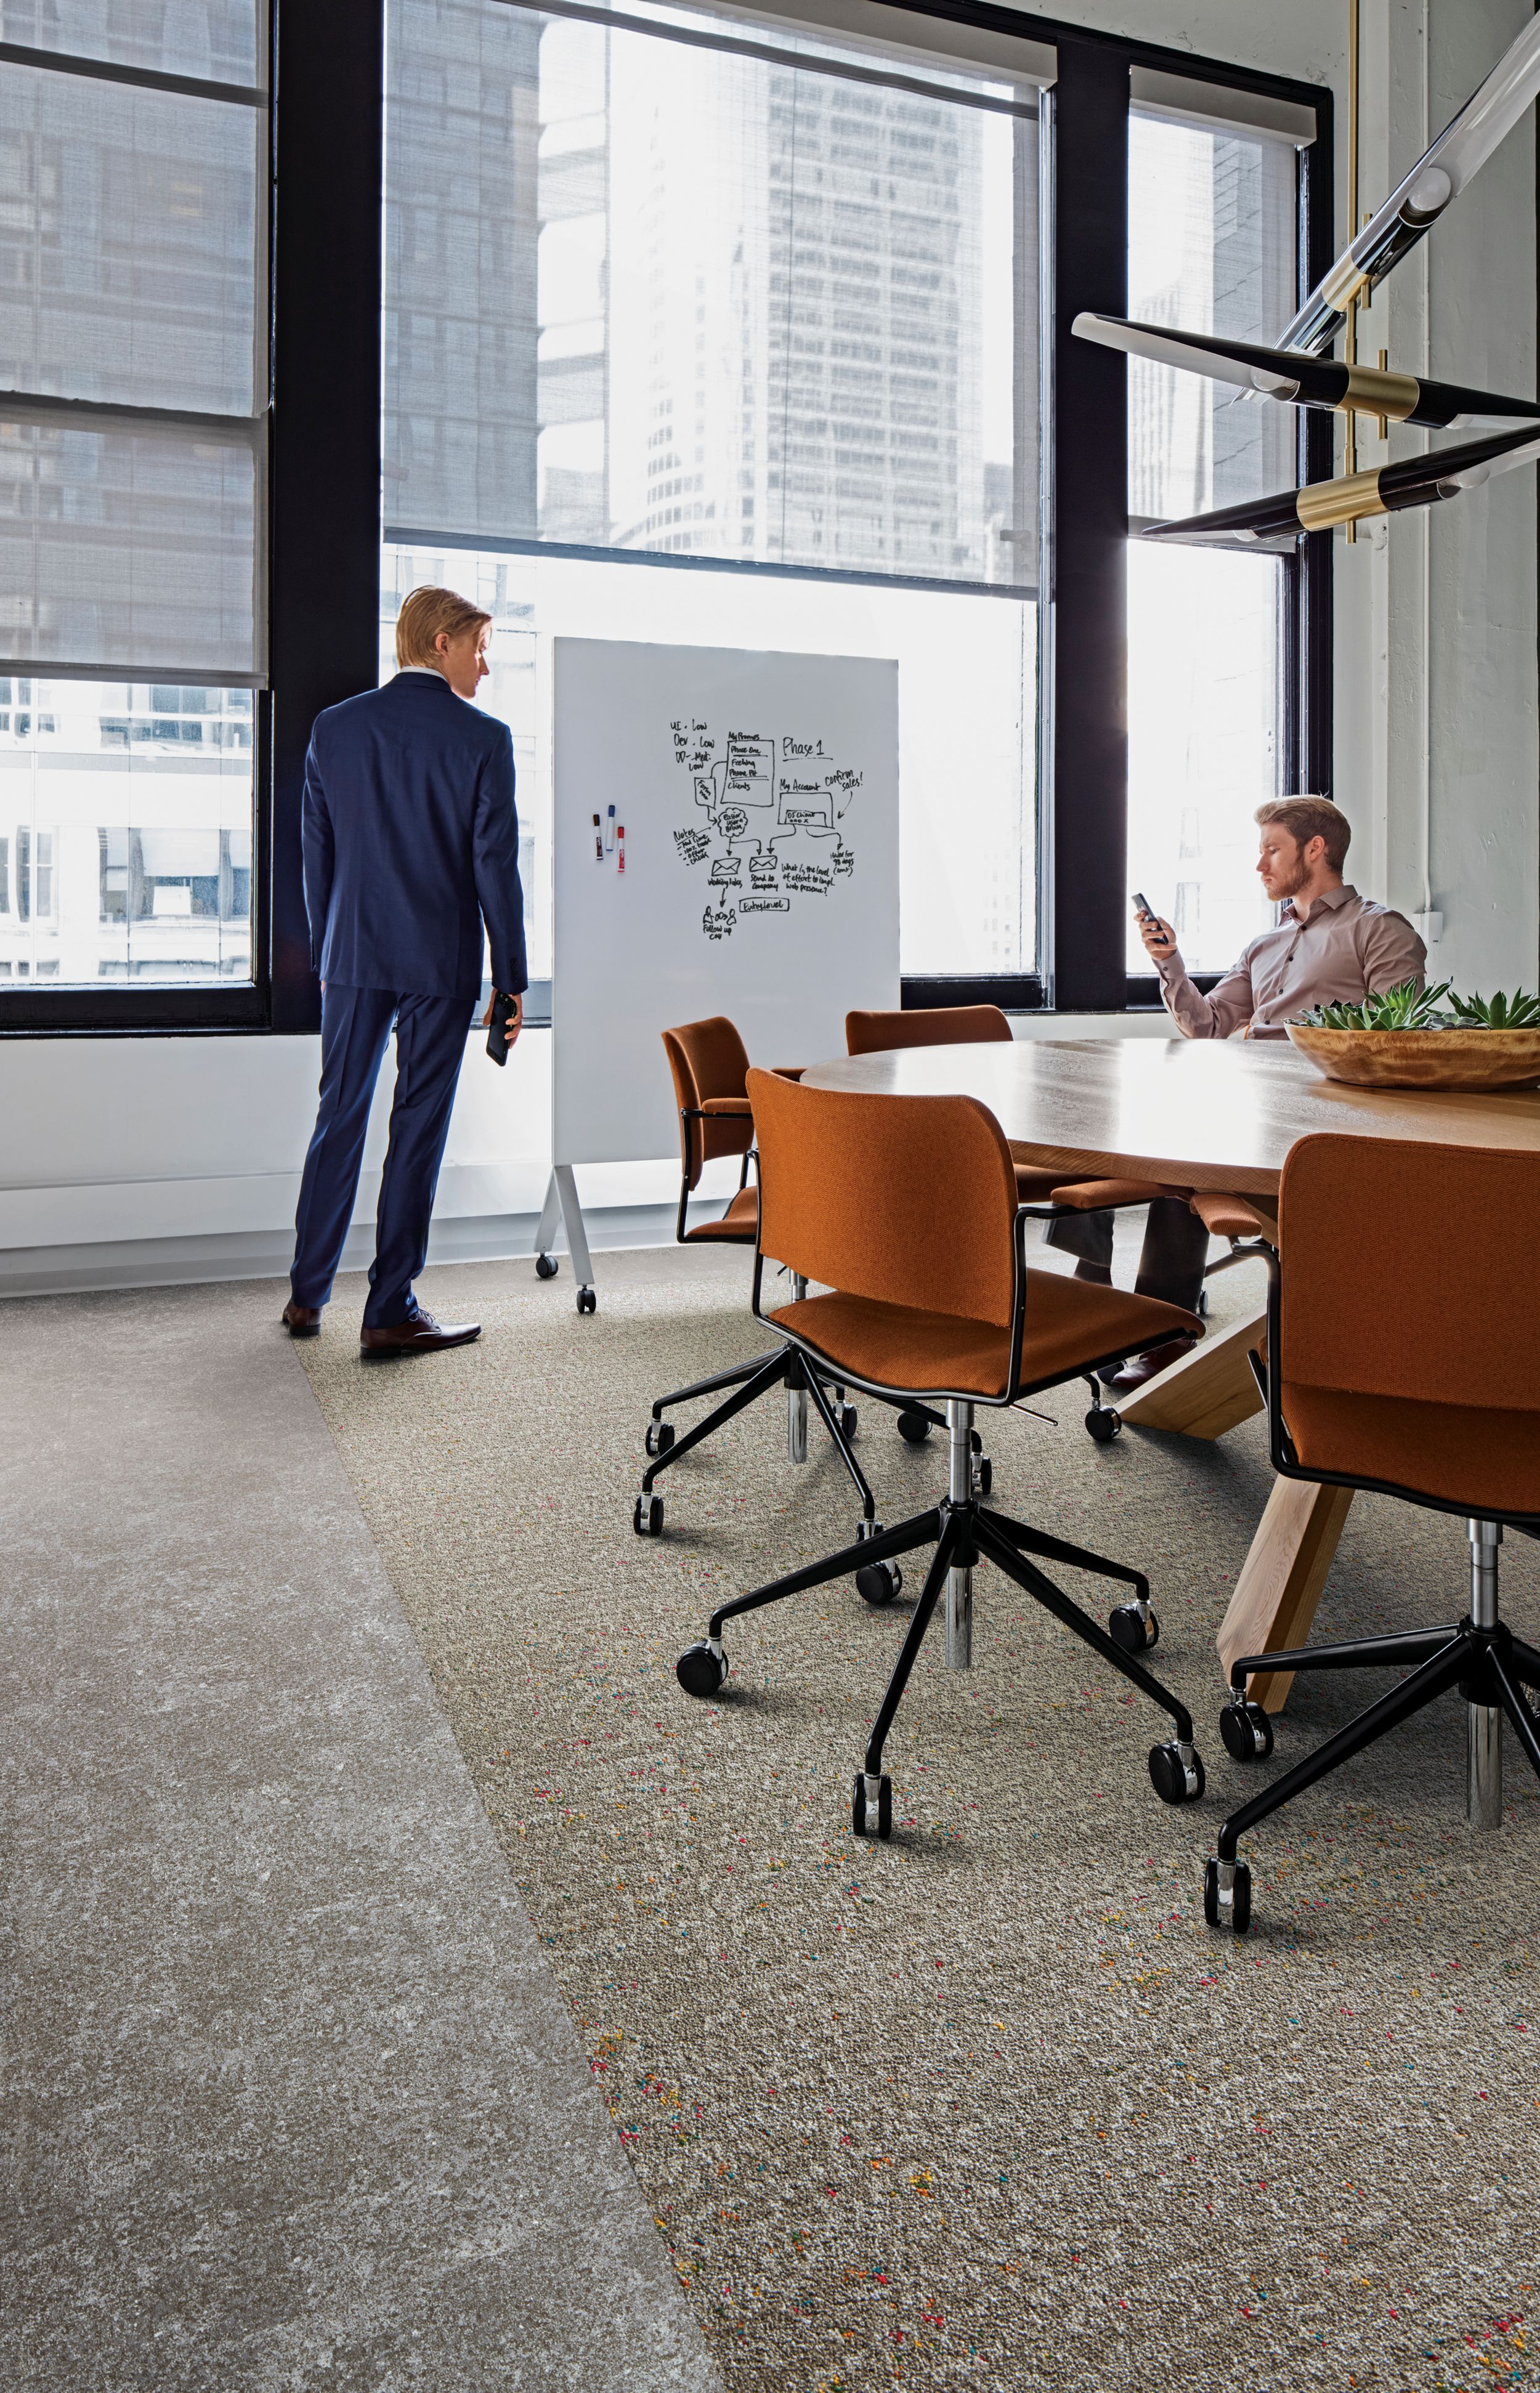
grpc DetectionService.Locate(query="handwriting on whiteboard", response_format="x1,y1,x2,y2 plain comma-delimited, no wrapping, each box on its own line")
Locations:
669,717,858,936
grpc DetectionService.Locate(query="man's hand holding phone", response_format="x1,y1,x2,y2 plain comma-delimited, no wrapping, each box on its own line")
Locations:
1132,891,1178,965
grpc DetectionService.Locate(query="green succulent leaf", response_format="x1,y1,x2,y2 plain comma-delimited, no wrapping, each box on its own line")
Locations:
1446,987,1540,1029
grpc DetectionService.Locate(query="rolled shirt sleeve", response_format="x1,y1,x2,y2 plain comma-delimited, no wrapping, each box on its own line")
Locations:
1156,947,1257,1040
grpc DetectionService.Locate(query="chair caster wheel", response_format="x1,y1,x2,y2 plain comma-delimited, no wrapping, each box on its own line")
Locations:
1085,1406,1121,1444
856,1561,902,1608
644,1419,675,1458
576,1286,596,1314
896,1409,931,1444
851,1771,892,1839
677,1639,726,1699
534,1252,558,1279
633,1493,663,1537
1220,1698,1273,1762
1149,1741,1205,1805
1108,1600,1157,1654
1204,1856,1252,1933
839,1404,858,1438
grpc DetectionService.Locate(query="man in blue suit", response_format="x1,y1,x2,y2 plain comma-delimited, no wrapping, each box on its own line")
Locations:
283,585,528,1355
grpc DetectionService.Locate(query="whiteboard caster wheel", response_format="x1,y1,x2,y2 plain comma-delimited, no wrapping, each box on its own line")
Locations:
971,1454,992,1497
1220,1698,1273,1762
1085,1406,1121,1443
851,1771,892,1839
535,1252,559,1280
644,1419,675,1458
1109,1600,1157,1654
633,1492,663,1537
677,1638,727,1699
896,1409,931,1444
577,1285,596,1314
1204,1856,1252,1933
1196,1289,1211,1319
839,1404,859,1439
1149,1740,1205,1806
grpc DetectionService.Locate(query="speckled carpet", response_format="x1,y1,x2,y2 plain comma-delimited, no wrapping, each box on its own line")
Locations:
299,1238,1540,2393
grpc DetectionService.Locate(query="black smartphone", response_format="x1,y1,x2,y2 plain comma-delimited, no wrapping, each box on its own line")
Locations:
485,989,517,1065
1130,890,1154,922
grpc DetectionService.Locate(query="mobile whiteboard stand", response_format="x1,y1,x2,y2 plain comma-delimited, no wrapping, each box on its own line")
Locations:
530,1165,596,1313
546,637,900,1328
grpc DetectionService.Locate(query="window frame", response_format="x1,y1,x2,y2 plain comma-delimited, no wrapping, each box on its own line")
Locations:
0,0,1329,1038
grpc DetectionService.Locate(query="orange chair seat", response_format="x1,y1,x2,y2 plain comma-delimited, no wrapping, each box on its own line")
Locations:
686,1185,759,1242
769,1272,1199,1400
1282,1381,1540,1517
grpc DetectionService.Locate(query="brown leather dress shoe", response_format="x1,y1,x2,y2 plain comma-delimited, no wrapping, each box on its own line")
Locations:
1101,1331,1200,1394
359,1308,481,1358
282,1300,322,1338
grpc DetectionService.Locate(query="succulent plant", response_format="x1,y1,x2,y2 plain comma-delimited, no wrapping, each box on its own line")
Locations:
1446,987,1540,1029
1294,979,1451,1032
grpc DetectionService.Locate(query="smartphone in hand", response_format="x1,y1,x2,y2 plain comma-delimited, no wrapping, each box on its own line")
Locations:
1130,889,1154,923
485,989,517,1066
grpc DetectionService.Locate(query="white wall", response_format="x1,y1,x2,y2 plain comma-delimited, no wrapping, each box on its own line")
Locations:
2,0,1534,1297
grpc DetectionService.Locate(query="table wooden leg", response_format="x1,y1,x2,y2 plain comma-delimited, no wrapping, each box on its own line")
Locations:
1111,1311,1267,1441
1215,1478,1356,1713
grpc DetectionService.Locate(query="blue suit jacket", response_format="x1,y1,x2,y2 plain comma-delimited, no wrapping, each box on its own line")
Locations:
301,672,529,1000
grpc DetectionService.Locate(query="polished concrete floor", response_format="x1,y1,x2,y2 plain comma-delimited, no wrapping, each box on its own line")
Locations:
0,1281,722,2392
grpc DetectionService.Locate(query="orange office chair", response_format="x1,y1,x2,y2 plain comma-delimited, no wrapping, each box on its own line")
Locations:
845,1003,1186,1442
675,1069,1209,1837
636,1019,888,1551
1206,1136,1540,1935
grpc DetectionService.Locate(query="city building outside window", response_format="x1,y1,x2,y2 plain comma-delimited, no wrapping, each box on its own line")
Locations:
383,0,1048,1004
0,6,267,1013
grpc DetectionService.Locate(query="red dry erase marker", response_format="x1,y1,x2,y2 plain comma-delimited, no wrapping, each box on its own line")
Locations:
617,825,626,874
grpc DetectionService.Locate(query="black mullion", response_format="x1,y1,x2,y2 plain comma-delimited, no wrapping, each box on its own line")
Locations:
1299,108,1335,795
266,0,384,1034
1049,38,1127,1013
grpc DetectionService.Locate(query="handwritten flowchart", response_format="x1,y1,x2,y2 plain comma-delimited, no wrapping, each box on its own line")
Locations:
669,718,859,939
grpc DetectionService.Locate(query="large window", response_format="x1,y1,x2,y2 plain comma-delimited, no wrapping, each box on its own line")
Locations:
0,5,267,1009
1125,92,1306,976
384,0,1047,995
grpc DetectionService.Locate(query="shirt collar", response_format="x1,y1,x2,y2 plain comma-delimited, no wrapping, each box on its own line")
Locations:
395,666,447,681
1284,881,1355,925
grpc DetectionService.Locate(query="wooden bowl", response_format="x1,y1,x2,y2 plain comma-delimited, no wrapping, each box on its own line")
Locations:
1286,1022,1540,1090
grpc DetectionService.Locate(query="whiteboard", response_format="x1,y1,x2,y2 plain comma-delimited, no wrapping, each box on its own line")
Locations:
553,638,899,1168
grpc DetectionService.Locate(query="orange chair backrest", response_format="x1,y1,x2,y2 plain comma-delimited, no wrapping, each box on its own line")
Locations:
662,1016,754,1188
1277,1135,1540,1413
845,1003,1012,1056
747,1067,1018,1328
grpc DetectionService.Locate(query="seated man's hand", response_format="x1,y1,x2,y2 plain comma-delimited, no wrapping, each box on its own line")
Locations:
1140,912,1178,965
482,990,524,1050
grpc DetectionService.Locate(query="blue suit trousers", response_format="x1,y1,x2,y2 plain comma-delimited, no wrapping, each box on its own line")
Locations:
291,985,474,1329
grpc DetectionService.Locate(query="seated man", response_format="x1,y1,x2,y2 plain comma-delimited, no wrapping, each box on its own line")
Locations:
1048,794,1426,1391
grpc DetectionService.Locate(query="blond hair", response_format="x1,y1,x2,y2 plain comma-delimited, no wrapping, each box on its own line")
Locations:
1255,795,1351,872
394,585,492,671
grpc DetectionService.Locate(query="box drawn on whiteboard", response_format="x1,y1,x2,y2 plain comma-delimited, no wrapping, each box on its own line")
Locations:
671,713,861,935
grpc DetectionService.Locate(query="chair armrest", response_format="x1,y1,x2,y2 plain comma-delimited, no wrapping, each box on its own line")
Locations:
699,1097,755,1116
1048,1177,1186,1210
1190,1189,1271,1241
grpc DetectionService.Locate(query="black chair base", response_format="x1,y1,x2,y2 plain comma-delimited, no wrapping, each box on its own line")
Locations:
638,1355,968,1546
1206,1615,1540,1935
675,1475,1204,1836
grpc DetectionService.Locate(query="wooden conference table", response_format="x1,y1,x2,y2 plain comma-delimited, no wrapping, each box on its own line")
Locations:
801,1036,1540,1709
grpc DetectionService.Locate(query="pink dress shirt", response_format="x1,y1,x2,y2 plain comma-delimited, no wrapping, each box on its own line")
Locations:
1155,883,1428,1040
